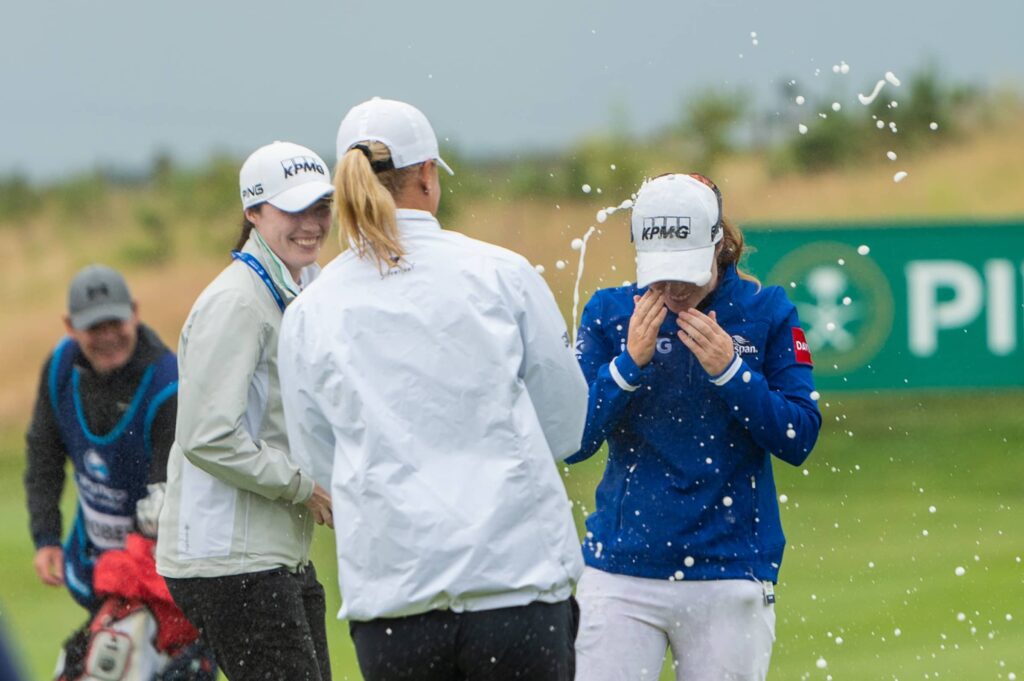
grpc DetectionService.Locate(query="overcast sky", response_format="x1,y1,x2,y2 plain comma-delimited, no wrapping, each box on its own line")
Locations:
2,0,1021,181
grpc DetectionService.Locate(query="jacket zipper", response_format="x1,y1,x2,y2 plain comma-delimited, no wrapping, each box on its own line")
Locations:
617,463,637,531
750,475,759,540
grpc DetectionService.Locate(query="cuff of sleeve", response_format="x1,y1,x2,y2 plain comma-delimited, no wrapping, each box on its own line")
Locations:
610,352,642,392
709,354,743,386
33,535,61,550
284,472,315,505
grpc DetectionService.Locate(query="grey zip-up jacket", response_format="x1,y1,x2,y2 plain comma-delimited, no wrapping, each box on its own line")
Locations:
156,234,319,578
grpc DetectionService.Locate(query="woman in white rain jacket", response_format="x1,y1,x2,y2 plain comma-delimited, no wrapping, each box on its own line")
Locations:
156,142,335,681
278,98,588,681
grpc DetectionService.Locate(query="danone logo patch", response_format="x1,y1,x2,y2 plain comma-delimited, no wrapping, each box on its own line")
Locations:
792,328,813,365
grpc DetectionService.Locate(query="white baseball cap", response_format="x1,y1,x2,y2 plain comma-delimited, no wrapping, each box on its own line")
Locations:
336,98,454,176
239,141,334,211
631,174,724,288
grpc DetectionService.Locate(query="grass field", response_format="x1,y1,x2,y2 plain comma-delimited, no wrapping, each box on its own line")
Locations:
1,392,1021,680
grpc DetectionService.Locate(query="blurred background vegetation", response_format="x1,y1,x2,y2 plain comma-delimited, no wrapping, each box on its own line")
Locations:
0,68,1021,680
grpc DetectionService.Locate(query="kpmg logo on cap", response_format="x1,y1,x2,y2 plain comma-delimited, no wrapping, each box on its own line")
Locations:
641,216,691,241
281,156,326,179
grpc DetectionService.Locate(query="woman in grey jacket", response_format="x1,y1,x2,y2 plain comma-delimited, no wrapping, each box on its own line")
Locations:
156,141,335,681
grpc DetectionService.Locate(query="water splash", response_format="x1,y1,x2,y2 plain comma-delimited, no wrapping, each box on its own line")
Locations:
571,226,598,347
860,72,901,105
595,198,635,224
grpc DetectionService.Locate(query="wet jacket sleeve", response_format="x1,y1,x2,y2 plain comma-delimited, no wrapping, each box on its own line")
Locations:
278,304,336,492
566,294,650,464
711,289,821,465
176,289,313,503
24,356,66,549
514,264,589,460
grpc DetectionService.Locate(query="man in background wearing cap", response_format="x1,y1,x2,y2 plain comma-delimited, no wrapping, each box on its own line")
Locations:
25,264,178,608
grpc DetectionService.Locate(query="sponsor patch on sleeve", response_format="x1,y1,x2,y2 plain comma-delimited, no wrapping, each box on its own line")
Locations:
791,327,813,365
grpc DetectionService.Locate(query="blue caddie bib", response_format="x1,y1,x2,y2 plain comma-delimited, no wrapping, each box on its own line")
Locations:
48,337,177,609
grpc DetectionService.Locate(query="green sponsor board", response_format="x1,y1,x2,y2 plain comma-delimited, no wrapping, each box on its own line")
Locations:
744,221,1024,391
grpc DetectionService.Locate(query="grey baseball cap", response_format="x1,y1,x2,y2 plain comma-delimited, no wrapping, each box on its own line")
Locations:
67,265,134,330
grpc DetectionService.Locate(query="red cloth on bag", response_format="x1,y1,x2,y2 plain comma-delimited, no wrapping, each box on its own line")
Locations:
92,534,199,652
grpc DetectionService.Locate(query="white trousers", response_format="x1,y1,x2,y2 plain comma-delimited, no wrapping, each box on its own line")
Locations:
574,567,776,681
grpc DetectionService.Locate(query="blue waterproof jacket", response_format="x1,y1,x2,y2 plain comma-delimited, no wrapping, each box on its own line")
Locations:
568,265,821,583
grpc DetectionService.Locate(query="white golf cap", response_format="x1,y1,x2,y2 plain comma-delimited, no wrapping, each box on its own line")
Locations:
631,174,723,288
335,97,454,176
239,141,334,212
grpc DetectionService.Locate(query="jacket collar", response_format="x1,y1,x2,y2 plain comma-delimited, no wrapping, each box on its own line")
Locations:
698,263,739,311
395,209,441,232
241,232,319,299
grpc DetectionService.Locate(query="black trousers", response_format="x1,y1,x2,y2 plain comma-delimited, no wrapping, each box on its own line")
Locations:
350,598,579,681
165,563,331,681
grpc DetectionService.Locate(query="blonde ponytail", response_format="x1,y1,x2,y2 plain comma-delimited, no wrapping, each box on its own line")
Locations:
334,142,417,271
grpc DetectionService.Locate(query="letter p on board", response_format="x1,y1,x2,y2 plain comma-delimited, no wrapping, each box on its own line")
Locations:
906,261,983,357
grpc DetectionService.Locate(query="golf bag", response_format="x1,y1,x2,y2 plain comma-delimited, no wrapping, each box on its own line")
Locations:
54,535,215,681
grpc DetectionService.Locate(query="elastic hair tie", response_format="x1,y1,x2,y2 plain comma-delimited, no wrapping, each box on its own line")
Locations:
352,143,373,160
350,144,396,174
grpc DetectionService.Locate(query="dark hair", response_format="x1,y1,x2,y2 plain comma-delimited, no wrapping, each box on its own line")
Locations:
717,217,760,286
234,204,262,252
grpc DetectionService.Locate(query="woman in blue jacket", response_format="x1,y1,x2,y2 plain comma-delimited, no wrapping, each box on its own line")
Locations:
569,173,822,681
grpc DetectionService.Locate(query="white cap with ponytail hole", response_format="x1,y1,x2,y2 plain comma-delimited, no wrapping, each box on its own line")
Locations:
336,97,454,176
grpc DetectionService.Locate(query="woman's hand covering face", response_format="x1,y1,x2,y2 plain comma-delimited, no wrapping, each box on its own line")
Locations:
676,309,736,377
627,290,668,368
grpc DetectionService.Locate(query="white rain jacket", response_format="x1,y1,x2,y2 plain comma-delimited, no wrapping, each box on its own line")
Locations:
157,234,319,578
279,209,588,621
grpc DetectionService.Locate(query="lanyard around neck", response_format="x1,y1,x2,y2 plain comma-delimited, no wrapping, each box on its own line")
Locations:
231,251,287,312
